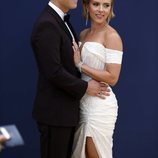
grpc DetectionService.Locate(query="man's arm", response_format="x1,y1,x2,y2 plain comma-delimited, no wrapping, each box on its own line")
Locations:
31,22,87,99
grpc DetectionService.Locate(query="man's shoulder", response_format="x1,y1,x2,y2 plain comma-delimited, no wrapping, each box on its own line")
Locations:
35,8,54,23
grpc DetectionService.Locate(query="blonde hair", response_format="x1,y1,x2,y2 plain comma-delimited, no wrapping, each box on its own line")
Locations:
82,0,115,23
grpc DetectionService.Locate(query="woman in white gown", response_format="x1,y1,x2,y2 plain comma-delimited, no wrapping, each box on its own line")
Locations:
71,0,123,158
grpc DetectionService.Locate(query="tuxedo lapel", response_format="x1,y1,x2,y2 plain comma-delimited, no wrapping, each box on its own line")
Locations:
46,5,74,42
66,19,78,43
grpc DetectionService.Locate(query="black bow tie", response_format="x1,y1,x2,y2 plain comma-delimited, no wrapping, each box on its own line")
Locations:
64,14,70,22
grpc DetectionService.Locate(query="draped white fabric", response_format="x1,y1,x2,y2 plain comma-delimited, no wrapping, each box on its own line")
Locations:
72,42,123,158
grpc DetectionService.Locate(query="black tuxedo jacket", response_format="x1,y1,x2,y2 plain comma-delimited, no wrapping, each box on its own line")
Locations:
31,5,87,126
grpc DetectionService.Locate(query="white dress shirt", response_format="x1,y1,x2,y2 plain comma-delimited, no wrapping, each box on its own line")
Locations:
48,1,75,39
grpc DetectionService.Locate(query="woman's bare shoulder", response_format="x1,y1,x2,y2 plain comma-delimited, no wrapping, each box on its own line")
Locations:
105,26,123,51
79,28,89,42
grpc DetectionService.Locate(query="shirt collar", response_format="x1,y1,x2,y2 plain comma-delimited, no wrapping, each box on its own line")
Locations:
48,1,65,21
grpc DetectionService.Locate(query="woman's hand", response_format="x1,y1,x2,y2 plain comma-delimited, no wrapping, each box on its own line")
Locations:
72,40,81,66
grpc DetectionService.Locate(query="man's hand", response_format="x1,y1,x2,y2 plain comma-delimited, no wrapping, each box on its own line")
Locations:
0,135,7,152
86,80,110,99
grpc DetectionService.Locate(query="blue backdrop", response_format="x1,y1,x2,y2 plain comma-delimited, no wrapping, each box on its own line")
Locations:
0,0,157,158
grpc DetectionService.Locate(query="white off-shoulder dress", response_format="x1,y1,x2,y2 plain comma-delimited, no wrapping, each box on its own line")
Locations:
71,42,123,158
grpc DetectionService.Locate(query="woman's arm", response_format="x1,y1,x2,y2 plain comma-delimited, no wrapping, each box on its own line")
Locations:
73,32,123,86
80,63,122,86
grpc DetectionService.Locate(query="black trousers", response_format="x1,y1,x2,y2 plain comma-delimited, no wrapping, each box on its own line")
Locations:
37,123,76,158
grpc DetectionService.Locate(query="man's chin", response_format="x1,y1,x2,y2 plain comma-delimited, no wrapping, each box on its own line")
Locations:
70,4,78,9
71,0,78,7
72,0,78,3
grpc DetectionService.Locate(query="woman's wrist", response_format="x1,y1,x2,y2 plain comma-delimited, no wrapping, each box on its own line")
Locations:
76,61,83,72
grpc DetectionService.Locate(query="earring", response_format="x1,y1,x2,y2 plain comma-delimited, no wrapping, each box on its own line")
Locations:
106,13,112,24
85,10,89,26
106,18,109,25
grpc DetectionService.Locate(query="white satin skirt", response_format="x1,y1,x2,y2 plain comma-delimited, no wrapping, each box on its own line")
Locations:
71,90,118,158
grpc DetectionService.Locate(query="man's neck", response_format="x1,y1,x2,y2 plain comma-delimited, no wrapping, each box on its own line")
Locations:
50,0,69,13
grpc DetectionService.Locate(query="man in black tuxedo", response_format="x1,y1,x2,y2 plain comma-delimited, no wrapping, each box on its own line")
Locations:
31,0,109,158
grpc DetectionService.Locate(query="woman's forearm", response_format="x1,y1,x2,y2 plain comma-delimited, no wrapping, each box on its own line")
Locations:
81,64,121,86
